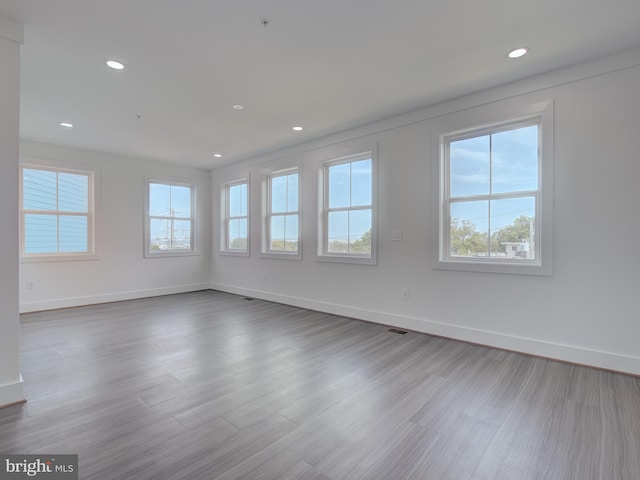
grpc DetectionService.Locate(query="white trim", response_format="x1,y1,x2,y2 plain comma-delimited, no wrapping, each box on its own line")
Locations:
19,253,100,264
261,164,302,260
19,283,210,313
210,282,640,376
0,375,24,408
432,98,554,275
219,175,251,257
19,161,99,262
316,140,378,265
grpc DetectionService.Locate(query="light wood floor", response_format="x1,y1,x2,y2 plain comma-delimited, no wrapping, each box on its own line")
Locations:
2,290,639,479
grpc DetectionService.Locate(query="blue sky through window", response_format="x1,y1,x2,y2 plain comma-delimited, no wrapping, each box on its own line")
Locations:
149,184,191,218
148,182,193,251
449,124,538,233
229,183,248,218
226,182,248,250
327,158,372,251
270,172,299,250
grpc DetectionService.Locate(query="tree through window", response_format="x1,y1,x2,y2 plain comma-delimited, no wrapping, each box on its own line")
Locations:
444,121,539,261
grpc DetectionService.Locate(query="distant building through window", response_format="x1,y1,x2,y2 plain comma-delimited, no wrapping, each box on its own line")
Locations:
443,121,539,262
433,98,553,275
21,165,94,257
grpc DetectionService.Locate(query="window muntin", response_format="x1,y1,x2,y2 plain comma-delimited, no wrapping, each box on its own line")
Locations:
321,153,373,258
223,180,249,252
147,181,195,254
267,170,299,254
443,120,540,262
21,165,93,256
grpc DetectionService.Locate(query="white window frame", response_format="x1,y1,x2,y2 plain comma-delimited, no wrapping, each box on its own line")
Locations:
144,179,197,258
221,178,250,257
433,98,553,275
19,162,97,262
262,166,302,260
317,142,377,265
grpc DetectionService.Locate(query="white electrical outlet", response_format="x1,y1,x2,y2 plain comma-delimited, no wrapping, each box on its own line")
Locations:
401,288,409,299
26,280,35,289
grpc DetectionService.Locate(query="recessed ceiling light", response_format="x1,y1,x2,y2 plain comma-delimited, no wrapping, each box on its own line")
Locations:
232,104,244,110
105,59,126,70
213,153,222,158
507,47,529,59
292,126,303,131
60,122,73,128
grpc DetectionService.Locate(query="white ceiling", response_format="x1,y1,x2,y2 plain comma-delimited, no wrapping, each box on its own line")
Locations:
2,1,640,169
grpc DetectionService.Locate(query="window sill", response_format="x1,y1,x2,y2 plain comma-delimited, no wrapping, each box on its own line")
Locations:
20,253,99,263
144,250,200,259
434,258,551,276
261,251,301,261
316,253,377,266
219,250,250,258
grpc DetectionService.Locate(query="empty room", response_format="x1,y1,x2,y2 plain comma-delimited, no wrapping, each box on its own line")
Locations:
1,1,640,479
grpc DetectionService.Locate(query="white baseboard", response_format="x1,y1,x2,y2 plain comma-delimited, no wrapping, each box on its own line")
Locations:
19,283,211,313
210,282,640,376
0,375,24,408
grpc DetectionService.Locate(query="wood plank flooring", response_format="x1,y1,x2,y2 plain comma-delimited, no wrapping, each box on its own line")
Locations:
2,290,639,479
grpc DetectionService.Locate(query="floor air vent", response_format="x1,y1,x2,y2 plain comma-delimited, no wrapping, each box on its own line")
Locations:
387,328,408,335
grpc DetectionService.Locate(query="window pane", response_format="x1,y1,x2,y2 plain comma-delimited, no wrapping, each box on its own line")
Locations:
149,183,171,216
270,215,285,250
58,172,88,212
271,175,287,213
23,168,57,211
229,183,247,217
328,163,350,209
59,215,88,253
287,173,298,212
171,185,192,218
24,214,57,253
271,214,298,252
172,219,192,250
284,214,299,251
150,219,171,251
328,210,348,253
489,197,536,259
450,201,489,257
491,125,538,194
450,135,490,197
349,209,372,255
228,218,247,250
351,159,372,207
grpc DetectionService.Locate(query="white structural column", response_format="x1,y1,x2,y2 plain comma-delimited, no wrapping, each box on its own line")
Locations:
0,15,24,407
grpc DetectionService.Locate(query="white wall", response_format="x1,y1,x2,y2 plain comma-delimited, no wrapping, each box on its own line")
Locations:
0,16,24,407
211,48,640,375
19,141,211,312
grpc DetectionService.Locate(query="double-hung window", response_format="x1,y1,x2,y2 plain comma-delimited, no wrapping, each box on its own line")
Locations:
318,149,377,264
146,181,196,256
435,99,553,275
20,165,94,259
222,180,249,254
264,169,300,257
